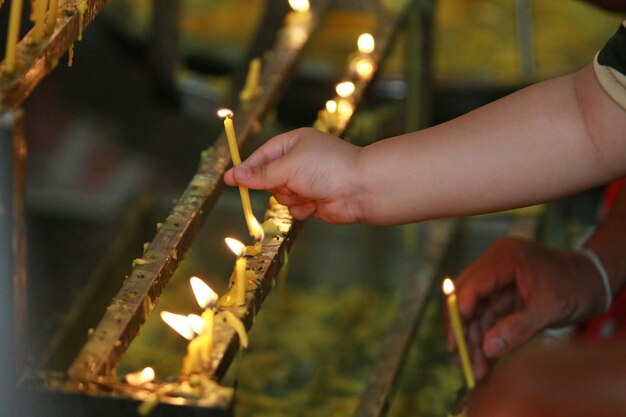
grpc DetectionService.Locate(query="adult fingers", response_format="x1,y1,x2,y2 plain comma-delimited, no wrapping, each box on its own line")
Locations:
482,308,545,358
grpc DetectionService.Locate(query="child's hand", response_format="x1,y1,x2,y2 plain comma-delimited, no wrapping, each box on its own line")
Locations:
448,238,606,380
224,128,363,224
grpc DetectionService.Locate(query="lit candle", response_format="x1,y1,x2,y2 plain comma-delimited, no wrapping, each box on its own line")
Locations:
239,58,263,102
245,216,265,256
4,0,24,73
32,0,48,42
355,57,374,80
217,108,256,237
285,0,311,24
443,278,475,389
125,367,155,386
357,33,375,54
336,81,355,98
189,276,218,365
160,311,204,374
225,237,247,306
45,0,59,33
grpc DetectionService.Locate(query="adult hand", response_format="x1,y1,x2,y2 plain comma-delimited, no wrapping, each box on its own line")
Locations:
448,237,608,380
224,128,363,224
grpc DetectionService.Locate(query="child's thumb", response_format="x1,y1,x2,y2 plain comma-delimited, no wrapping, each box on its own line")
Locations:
231,162,284,191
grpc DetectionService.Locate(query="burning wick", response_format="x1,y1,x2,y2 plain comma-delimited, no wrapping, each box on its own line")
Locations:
443,278,475,389
125,367,155,386
226,238,247,306
217,108,256,237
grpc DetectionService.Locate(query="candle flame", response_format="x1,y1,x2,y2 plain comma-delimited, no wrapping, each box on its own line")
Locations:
288,0,309,12
443,278,455,296
125,367,155,386
325,100,337,113
217,108,234,119
250,216,265,242
187,314,205,335
225,237,246,257
160,311,194,340
189,276,218,309
336,81,355,98
357,33,375,54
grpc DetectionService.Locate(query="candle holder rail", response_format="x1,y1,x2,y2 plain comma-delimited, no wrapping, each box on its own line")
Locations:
17,0,428,415
0,0,109,109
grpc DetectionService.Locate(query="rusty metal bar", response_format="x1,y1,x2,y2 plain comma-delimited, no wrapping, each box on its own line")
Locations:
68,1,330,382
0,0,110,109
0,108,27,413
353,220,458,417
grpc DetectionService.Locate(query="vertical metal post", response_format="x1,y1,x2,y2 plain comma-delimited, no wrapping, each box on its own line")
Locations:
515,0,536,80
0,108,28,405
403,0,434,252
149,0,181,103
404,0,434,132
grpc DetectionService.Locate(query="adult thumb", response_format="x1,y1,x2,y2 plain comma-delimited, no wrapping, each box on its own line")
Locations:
482,309,543,359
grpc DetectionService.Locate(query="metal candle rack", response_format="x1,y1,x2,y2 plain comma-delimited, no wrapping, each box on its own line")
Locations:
1,0,447,415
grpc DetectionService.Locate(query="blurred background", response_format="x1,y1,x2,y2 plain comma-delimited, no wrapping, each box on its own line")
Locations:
1,0,623,415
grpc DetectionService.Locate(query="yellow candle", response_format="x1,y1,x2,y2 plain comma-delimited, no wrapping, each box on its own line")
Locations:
235,256,246,306
67,42,74,67
239,58,263,102
46,0,59,33
225,238,247,307
182,336,203,375
32,0,48,42
217,108,255,237
199,309,214,364
77,0,87,41
4,0,24,73
443,278,475,389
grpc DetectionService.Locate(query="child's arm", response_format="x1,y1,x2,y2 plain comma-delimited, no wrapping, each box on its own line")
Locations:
225,63,626,225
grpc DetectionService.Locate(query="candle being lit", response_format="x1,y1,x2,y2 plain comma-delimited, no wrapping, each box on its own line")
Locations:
125,367,155,386
357,33,375,54
217,108,256,237
225,237,247,306
4,0,24,73
443,278,475,389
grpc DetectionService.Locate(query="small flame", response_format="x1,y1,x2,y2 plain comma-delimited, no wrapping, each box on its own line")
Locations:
357,33,375,54
289,0,309,12
225,237,246,257
126,367,155,386
250,216,265,242
442,278,455,296
325,100,337,113
190,277,218,309
160,311,194,340
336,81,355,98
187,314,205,335
217,108,234,119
